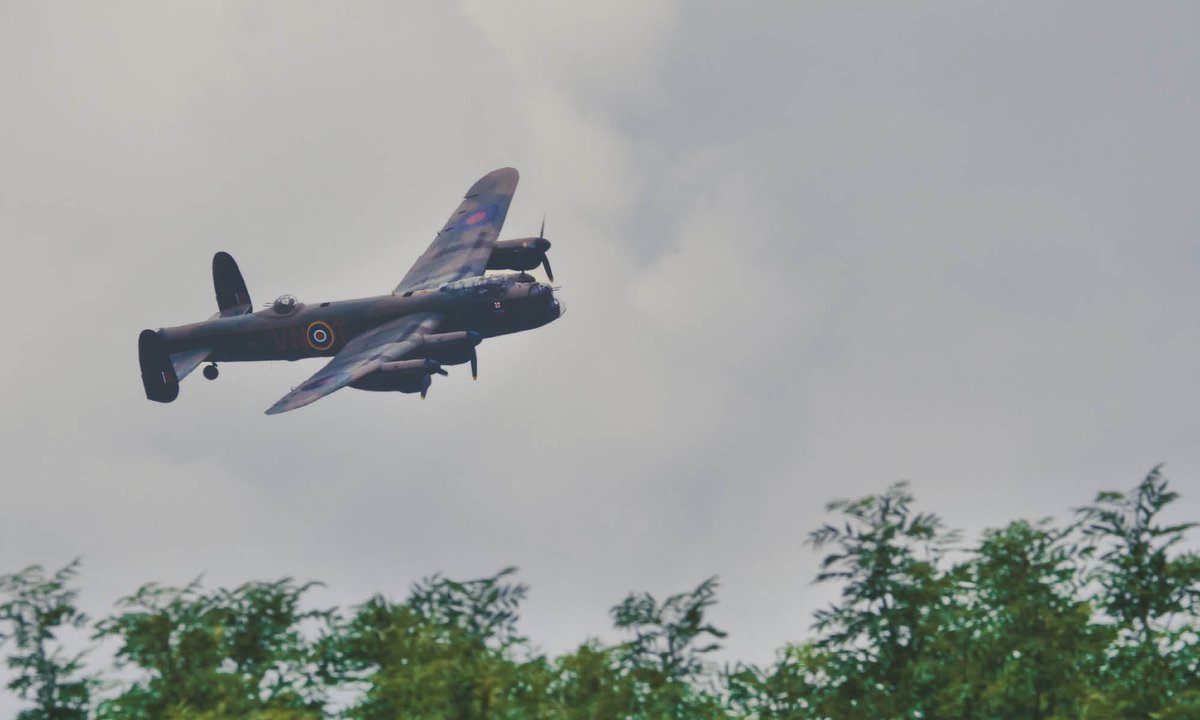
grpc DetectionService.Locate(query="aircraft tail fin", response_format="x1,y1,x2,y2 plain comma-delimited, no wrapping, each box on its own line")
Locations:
139,329,179,403
213,251,252,316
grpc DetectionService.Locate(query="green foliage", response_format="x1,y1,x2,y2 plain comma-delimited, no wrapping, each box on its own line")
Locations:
327,567,547,720
611,576,726,683
935,519,1110,719
0,559,92,720
1075,465,1200,717
4,467,1199,719
93,578,327,720
805,481,959,717
547,641,637,720
408,566,529,653
725,644,820,720
610,577,730,719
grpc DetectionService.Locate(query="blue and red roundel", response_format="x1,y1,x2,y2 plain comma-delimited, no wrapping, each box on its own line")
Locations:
460,205,495,228
306,321,336,351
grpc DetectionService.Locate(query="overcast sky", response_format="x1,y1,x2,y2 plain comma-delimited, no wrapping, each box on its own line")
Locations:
2,1,1199,703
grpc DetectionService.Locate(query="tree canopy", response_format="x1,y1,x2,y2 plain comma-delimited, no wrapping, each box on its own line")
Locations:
3,467,1198,719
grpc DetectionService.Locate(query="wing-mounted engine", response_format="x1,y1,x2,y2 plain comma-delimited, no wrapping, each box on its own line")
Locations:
348,330,484,399
349,358,447,398
415,330,482,379
487,221,553,280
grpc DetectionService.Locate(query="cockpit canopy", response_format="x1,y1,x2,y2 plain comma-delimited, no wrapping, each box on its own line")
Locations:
438,275,512,297
271,294,298,315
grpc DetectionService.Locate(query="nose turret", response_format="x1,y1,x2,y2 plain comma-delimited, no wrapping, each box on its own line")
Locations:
520,281,563,321
540,283,565,319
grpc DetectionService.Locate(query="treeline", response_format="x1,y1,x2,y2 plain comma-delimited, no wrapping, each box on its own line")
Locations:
2,467,1199,719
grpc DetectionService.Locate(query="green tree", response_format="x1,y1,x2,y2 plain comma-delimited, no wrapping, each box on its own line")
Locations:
547,640,638,720
0,559,93,720
725,644,821,720
1075,466,1200,717
609,576,730,719
6,467,1200,720
805,482,958,718
94,578,327,720
330,566,549,720
934,519,1111,719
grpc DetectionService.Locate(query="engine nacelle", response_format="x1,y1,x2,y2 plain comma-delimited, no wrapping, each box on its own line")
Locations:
413,330,481,366
349,359,444,393
350,372,429,394
487,237,553,279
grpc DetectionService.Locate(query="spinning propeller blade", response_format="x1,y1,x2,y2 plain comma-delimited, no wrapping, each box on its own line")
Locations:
539,216,554,280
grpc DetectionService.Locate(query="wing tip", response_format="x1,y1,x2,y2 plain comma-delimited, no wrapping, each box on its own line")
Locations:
468,167,519,196
265,392,309,415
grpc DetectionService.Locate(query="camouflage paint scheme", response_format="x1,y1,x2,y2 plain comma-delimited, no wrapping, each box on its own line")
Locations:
137,168,564,415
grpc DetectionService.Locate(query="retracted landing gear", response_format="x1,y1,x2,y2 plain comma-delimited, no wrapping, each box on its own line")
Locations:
202,363,219,380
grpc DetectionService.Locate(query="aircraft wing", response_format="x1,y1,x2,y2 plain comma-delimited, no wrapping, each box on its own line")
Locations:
393,167,519,295
264,312,442,415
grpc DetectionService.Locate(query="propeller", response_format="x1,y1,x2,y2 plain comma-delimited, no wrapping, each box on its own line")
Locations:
425,359,448,376
538,215,554,281
419,360,447,399
470,346,478,381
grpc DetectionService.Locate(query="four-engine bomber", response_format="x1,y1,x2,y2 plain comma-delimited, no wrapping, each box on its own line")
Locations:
137,167,563,414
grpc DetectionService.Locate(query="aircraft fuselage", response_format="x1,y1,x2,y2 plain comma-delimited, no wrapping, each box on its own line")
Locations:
158,275,562,364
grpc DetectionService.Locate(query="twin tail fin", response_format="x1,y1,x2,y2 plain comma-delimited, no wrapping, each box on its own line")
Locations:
213,251,252,316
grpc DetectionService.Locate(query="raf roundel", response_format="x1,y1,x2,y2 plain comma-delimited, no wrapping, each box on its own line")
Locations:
306,320,336,351
464,209,489,226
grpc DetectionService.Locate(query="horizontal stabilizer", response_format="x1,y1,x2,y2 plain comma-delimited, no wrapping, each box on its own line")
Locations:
171,347,212,382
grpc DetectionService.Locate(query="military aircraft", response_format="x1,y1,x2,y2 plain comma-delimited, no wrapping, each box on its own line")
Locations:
137,167,563,415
